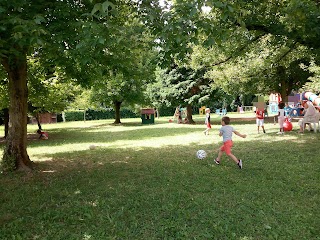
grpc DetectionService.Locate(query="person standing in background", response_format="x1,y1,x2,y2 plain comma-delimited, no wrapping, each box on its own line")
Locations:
256,107,266,134
203,108,211,135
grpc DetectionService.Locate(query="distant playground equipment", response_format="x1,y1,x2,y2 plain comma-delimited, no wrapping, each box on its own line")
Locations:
302,91,320,106
141,108,155,124
199,106,206,115
239,106,255,112
215,108,227,116
268,93,282,115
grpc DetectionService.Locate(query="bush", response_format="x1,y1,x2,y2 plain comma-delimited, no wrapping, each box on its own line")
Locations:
62,108,139,122
64,111,85,122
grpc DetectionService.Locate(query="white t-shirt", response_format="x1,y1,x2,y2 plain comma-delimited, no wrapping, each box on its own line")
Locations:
278,109,285,118
305,102,316,116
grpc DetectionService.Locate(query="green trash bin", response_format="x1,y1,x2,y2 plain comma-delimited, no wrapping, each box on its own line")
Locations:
141,108,155,124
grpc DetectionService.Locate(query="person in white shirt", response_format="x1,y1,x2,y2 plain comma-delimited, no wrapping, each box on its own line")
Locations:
277,102,286,134
298,100,317,133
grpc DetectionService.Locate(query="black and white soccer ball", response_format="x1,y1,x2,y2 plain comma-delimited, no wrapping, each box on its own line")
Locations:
196,150,207,160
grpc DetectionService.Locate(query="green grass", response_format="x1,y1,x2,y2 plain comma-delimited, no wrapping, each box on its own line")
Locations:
0,114,319,240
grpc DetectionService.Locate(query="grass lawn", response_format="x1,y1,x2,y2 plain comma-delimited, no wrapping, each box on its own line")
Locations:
0,113,319,240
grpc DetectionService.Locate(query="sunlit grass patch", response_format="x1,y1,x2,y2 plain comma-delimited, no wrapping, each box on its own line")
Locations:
0,116,319,239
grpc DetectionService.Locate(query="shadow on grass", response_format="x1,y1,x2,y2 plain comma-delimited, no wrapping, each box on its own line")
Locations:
30,118,260,147
1,131,319,239
24,125,320,176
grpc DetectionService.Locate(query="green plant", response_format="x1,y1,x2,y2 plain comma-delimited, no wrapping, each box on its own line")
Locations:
0,149,16,172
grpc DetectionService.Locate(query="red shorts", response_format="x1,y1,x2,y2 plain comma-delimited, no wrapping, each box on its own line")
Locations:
206,122,211,128
220,140,233,155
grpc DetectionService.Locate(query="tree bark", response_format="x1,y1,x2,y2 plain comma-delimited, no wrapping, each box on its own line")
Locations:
3,108,9,138
114,101,122,124
186,104,195,124
276,66,291,103
1,55,33,171
35,113,42,130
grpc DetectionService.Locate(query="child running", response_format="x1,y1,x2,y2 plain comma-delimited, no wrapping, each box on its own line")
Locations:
214,116,247,169
203,108,211,135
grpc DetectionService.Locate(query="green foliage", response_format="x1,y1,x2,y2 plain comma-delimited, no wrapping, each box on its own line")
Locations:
0,150,16,172
27,58,81,115
82,6,158,114
63,111,86,122
149,66,217,108
2,0,320,172
304,62,320,92
85,108,138,120
143,0,320,97
63,108,138,122
91,1,115,17
191,32,315,97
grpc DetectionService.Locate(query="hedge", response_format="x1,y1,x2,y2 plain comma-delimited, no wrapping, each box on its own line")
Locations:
54,105,208,122
59,108,139,122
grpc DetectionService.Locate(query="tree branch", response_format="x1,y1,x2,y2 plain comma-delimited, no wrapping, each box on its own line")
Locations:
211,33,266,67
246,23,320,50
246,41,298,79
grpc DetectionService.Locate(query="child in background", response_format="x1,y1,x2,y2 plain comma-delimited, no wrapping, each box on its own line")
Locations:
37,129,48,140
284,103,292,117
256,107,266,134
277,102,285,134
203,108,211,135
214,116,247,169
174,106,182,124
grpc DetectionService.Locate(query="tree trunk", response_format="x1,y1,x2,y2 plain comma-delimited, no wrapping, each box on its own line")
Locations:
35,113,42,130
3,108,9,138
1,56,33,171
114,101,122,124
276,66,290,103
186,104,195,124
280,79,289,103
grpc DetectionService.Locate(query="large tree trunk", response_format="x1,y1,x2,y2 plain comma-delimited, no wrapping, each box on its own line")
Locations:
3,108,9,138
114,101,122,124
279,78,289,103
1,56,33,171
276,66,293,103
186,104,195,124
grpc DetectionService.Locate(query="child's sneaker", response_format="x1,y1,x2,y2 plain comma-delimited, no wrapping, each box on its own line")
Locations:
214,159,220,165
263,129,266,133
237,159,242,169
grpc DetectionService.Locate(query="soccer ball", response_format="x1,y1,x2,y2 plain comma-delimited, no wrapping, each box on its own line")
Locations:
89,145,96,150
196,150,207,159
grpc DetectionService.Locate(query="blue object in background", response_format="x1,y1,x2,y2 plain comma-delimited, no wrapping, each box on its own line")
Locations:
284,106,292,116
269,102,278,114
290,108,304,117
